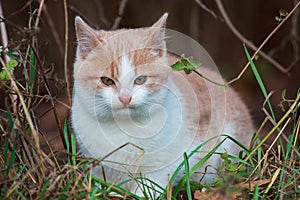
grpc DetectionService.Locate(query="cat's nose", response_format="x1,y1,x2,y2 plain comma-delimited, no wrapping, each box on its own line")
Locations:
119,96,132,105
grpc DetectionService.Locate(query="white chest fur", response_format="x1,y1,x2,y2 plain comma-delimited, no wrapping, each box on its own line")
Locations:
73,76,198,166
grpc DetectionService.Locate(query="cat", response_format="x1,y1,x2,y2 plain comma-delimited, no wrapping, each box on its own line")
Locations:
71,13,254,195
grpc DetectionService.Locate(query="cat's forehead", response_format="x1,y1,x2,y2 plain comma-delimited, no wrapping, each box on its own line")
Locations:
97,28,147,44
101,49,160,79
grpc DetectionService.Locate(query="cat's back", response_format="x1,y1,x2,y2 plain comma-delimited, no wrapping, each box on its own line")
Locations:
167,54,254,151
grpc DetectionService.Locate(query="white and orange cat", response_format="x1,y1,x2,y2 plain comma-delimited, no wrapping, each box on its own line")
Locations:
71,13,254,194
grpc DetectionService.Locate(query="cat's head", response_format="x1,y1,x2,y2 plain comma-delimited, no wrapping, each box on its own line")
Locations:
73,14,171,119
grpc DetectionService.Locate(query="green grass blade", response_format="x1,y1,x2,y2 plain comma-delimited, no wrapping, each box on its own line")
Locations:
256,136,262,174
173,138,227,197
190,139,226,176
71,133,77,166
0,185,5,198
7,145,16,176
59,180,70,200
63,121,70,164
171,133,251,197
244,44,276,121
275,166,285,199
253,184,259,200
3,140,9,166
14,189,26,200
170,135,220,183
89,186,100,200
6,108,14,129
92,176,142,199
183,153,192,200
135,175,165,198
39,178,49,196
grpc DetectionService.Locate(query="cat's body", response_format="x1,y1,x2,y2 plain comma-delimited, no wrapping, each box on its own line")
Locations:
72,14,254,193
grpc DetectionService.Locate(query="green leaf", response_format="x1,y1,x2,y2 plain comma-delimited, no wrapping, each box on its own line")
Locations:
5,50,20,61
171,57,201,74
279,9,288,17
221,151,229,161
171,61,186,71
275,16,282,22
212,177,223,187
0,70,9,81
7,59,18,70
281,89,286,100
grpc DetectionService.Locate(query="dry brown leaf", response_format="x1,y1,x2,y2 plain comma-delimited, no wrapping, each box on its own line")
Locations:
194,188,242,200
232,179,271,191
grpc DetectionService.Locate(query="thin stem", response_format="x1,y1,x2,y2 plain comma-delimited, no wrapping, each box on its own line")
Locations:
111,0,128,30
63,0,71,105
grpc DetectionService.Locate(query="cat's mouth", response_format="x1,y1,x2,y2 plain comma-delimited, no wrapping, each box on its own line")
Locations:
115,105,136,110
111,105,139,117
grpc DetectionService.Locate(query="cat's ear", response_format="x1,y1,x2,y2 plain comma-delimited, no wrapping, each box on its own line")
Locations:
149,13,168,55
152,13,168,29
75,16,102,59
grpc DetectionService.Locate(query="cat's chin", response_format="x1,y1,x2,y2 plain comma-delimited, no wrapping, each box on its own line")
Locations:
110,104,153,120
111,106,138,117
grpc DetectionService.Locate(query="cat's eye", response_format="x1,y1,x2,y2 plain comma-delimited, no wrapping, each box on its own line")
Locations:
134,76,147,85
100,77,115,86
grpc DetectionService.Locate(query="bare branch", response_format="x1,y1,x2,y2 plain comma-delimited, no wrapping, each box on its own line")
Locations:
111,0,128,30
63,0,71,106
215,0,291,74
0,1,10,64
94,0,111,28
213,0,300,85
195,0,220,20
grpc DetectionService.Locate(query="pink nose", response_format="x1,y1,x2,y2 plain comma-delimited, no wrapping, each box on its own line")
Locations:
119,96,132,105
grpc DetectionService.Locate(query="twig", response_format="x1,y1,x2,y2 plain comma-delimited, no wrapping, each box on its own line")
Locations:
195,0,220,20
215,0,288,74
0,1,10,65
214,0,300,86
63,0,71,106
193,70,225,87
35,0,45,28
111,0,128,30
6,0,33,18
94,0,111,28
